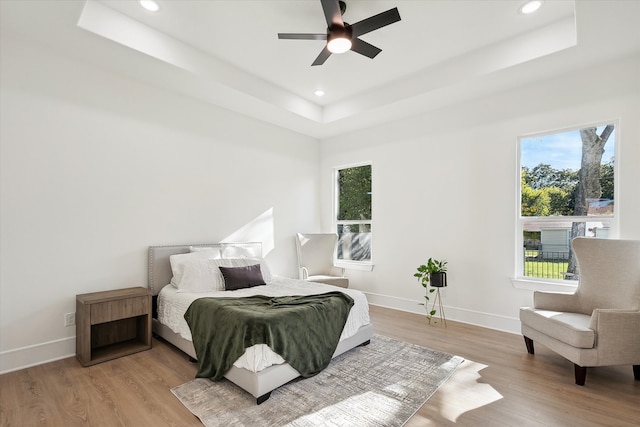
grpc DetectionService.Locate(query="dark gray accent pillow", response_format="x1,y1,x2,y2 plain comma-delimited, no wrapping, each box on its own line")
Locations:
219,264,266,291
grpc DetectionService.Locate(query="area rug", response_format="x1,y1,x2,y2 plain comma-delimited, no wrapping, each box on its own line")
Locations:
171,334,463,427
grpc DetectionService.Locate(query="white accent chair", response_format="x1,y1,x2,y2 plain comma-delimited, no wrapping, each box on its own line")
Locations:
520,237,640,385
295,233,349,288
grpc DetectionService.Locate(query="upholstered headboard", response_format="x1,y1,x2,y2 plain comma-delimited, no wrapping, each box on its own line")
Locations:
147,242,262,296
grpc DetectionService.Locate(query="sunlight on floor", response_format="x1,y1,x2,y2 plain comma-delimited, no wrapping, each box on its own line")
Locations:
437,360,504,422
290,391,402,425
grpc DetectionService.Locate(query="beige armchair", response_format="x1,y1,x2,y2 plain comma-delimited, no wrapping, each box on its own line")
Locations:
295,233,349,288
520,237,640,385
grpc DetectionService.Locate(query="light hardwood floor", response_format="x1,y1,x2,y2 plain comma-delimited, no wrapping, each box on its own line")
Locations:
1,305,638,426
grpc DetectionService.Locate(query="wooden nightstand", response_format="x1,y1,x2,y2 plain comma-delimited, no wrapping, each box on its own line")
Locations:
76,287,152,367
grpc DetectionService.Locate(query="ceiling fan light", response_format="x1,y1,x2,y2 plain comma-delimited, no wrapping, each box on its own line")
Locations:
327,37,352,54
520,1,543,14
139,0,160,12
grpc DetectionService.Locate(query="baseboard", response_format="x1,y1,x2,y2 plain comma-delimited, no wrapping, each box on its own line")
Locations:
0,293,520,373
0,336,75,374
364,291,521,334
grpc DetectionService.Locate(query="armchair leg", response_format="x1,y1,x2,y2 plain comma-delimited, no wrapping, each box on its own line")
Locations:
634,365,640,380
574,364,587,386
523,336,535,355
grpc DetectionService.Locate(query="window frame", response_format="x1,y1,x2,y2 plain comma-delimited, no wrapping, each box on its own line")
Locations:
512,119,620,290
333,161,374,271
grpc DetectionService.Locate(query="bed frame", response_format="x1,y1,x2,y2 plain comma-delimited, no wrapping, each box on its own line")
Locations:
148,242,373,404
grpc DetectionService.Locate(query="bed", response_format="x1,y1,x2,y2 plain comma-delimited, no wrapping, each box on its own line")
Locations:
148,242,373,404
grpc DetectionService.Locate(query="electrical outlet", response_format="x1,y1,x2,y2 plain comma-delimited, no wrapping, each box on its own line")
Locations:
64,312,75,327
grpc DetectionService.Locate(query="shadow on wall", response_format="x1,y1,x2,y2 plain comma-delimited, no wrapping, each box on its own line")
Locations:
221,207,275,256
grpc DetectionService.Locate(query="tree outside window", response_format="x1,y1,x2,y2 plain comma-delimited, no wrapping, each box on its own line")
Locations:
519,123,616,281
336,164,372,262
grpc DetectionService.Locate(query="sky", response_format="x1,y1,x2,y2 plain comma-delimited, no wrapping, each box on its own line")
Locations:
520,125,616,170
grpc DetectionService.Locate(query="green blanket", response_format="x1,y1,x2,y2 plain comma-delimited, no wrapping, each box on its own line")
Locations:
184,292,354,380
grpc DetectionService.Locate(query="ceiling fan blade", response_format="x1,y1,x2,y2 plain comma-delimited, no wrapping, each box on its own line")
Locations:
312,46,332,66
351,7,401,37
278,33,327,40
350,38,382,59
321,0,344,28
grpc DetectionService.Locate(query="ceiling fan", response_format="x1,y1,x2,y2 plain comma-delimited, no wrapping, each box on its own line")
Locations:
277,0,401,66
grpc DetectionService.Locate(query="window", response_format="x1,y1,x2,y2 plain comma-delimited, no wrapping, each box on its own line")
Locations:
517,122,616,282
335,164,372,263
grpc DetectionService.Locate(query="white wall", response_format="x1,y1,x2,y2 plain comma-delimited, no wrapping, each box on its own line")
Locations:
0,34,321,372
320,56,640,333
2,30,638,374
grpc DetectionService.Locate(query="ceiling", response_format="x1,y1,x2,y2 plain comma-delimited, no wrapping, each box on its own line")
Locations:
1,1,639,139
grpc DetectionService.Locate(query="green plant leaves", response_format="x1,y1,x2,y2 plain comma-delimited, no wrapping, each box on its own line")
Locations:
415,258,447,323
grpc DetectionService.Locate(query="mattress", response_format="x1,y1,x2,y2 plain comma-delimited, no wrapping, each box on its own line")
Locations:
157,276,370,372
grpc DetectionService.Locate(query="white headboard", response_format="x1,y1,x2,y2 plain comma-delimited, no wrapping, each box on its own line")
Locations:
147,242,262,296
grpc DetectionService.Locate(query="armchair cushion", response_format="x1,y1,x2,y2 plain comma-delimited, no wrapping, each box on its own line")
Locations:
520,308,594,348
533,291,583,313
308,275,349,289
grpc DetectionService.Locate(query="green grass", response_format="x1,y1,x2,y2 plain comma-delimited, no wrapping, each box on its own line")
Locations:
524,250,570,280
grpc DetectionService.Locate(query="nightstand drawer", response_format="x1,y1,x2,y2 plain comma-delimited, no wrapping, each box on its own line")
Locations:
90,296,148,325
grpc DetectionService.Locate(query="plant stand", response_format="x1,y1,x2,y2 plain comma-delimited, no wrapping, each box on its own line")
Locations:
430,288,447,327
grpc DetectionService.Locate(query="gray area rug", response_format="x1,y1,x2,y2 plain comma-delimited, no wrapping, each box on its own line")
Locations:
171,334,463,427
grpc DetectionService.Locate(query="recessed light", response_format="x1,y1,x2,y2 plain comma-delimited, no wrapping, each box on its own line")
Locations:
520,1,543,15
314,90,325,97
139,0,160,12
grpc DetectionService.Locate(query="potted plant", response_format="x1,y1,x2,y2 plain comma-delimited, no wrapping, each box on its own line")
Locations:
414,258,448,324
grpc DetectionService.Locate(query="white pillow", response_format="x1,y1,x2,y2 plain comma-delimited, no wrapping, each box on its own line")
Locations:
222,245,256,259
170,252,272,292
172,258,221,292
189,246,222,257
169,249,222,291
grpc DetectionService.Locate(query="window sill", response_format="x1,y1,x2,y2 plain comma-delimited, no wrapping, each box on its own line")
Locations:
336,261,374,272
511,277,578,292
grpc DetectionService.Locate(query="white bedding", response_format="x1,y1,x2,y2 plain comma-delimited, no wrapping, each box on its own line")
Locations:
157,276,370,373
